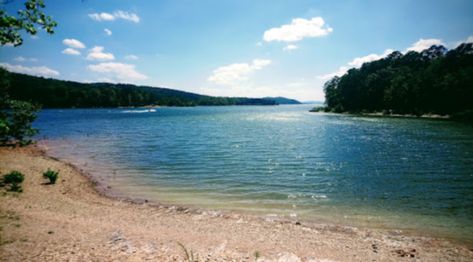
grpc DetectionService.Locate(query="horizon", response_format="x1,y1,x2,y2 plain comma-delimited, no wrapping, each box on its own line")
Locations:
1,0,473,101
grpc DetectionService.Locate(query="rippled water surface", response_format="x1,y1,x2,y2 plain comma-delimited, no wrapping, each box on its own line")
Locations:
35,105,473,242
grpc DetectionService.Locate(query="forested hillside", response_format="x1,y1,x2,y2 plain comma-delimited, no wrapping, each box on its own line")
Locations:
322,43,473,117
3,70,296,107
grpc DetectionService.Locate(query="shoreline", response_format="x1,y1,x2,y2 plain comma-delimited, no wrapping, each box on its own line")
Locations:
309,109,452,120
41,141,470,246
1,145,473,261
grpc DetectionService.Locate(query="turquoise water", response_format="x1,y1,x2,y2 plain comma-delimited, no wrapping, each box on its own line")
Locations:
35,105,473,242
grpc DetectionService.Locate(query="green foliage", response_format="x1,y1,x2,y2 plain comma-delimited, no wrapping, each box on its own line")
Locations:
0,0,53,145
323,43,473,117
7,99,39,145
1,0,57,46
1,68,40,145
254,251,261,261
2,171,25,192
42,169,58,184
4,70,279,107
177,242,197,262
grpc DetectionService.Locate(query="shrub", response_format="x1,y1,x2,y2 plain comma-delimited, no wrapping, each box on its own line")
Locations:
2,171,24,192
42,169,58,184
0,69,40,146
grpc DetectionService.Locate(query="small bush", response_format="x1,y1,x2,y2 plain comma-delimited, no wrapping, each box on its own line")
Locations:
2,171,24,192
42,169,59,184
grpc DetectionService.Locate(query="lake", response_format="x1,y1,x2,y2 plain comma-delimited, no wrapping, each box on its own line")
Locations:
35,105,473,242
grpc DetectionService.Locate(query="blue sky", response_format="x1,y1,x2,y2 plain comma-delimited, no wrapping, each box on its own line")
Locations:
1,0,473,101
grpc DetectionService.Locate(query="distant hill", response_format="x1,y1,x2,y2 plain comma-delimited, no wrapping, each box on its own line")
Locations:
2,71,300,108
263,97,301,104
321,42,473,119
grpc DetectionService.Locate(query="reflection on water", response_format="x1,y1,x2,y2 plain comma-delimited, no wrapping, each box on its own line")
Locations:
35,105,473,242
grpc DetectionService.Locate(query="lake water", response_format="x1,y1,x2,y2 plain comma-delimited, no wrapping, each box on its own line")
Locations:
35,105,473,242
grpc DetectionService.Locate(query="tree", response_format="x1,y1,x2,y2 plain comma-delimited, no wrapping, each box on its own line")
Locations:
321,43,473,118
1,0,56,145
1,0,57,46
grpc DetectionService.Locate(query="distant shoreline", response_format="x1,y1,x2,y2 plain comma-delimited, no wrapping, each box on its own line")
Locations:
310,110,452,120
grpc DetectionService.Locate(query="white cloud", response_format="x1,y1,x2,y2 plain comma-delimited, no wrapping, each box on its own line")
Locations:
405,38,444,53
88,12,115,21
13,56,38,62
114,11,140,23
89,11,140,23
318,37,450,81
318,49,393,80
208,59,271,86
125,54,139,60
317,66,349,81
465,36,473,43
283,44,298,51
200,78,325,102
62,48,81,56
62,38,86,49
86,46,115,61
263,17,333,42
347,49,394,67
104,28,112,36
0,63,59,77
13,56,26,62
87,62,147,82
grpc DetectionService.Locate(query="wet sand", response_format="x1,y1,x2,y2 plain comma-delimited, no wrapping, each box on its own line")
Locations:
1,146,472,261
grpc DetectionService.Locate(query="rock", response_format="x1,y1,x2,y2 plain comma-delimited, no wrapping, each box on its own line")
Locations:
277,252,301,262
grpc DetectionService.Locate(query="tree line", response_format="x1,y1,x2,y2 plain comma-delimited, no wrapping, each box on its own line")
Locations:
5,70,279,108
321,43,473,119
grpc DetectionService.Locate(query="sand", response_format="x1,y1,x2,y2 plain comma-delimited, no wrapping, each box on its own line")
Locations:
1,146,472,261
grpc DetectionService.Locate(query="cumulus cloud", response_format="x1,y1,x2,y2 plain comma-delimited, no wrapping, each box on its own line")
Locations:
283,44,298,51
208,59,271,86
89,11,140,23
0,63,59,77
465,35,473,43
347,49,394,67
317,66,349,81
318,37,451,81
87,62,147,82
318,49,393,80
201,78,325,102
86,46,115,61
62,38,86,49
405,38,444,52
125,55,139,60
62,48,81,56
104,28,112,36
263,17,333,42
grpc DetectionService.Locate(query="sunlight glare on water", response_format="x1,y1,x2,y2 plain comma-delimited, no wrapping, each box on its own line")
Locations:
36,105,473,242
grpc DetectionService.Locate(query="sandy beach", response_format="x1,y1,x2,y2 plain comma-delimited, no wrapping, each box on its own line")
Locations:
1,146,472,261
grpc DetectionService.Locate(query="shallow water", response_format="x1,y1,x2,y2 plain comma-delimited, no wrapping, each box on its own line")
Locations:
35,105,473,242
